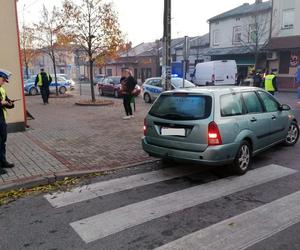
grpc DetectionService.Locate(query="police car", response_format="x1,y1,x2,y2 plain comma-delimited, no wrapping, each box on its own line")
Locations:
142,76,195,103
24,75,71,95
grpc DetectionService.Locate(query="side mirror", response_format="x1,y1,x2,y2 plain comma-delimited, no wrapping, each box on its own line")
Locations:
279,104,291,111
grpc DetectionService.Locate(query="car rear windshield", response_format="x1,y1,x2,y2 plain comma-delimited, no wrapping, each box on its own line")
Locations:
149,94,212,120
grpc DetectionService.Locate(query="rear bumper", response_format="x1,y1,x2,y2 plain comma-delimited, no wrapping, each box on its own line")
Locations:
142,137,238,166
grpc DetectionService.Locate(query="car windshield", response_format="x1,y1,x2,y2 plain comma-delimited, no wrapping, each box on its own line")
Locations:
171,78,195,88
149,94,212,120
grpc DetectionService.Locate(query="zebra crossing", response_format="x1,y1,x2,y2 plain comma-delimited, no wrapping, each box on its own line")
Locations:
44,164,300,249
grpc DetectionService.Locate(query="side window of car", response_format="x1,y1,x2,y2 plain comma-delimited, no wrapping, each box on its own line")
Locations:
220,93,244,117
152,79,162,87
242,91,263,114
257,91,280,112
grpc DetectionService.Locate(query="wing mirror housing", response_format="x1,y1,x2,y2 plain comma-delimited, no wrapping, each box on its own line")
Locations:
279,104,291,111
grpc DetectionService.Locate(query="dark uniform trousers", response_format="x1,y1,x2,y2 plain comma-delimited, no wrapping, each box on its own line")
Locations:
0,120,7,165
39,86,50,104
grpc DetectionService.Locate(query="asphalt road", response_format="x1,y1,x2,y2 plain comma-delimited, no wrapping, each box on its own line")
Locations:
1,138,300,250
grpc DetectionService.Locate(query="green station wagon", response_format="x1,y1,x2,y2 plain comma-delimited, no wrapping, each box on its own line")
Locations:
142,86,299,175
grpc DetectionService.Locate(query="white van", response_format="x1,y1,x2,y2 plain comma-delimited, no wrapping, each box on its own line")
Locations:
193,60,237,86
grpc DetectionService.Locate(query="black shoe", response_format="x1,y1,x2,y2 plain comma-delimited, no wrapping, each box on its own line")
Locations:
0,168,7,175
3,162,14,168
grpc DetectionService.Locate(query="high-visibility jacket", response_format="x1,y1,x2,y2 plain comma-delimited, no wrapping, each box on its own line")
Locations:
37,73,50,86
0,86,7,120
264,74,275,92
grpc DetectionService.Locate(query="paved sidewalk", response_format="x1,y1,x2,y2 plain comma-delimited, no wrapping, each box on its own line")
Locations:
1,89,299,190
1,90,153,188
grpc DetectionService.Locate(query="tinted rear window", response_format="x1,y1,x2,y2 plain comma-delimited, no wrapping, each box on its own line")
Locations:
149,94,212,120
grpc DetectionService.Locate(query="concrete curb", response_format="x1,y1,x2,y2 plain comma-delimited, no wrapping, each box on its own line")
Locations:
0,159,159,193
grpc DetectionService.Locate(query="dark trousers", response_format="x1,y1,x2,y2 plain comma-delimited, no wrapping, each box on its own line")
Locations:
40,87,50,104
268,91,275,96
123,94,132,116
0,121,7,167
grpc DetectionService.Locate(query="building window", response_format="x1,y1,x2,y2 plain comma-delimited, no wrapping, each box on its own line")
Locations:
59,68,65,74
99,68,102,74
233,26,242,44
172,54,176,62
213,30,220,46
106,69,112,76
282,9,294,29
249,24,258,43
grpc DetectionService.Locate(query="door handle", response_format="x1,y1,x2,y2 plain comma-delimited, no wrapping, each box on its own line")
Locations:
250,117,257,122
271,115,276,120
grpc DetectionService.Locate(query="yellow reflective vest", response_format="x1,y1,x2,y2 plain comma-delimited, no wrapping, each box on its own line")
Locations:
264,74,275,92
37,73,50,86
0,86,7,120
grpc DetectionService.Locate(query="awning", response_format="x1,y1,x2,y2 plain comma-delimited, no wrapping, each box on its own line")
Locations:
266,36,300,50
206,46,264,56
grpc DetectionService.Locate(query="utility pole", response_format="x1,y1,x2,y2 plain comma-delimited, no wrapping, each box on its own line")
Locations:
163,0,171,90
182,36,190,88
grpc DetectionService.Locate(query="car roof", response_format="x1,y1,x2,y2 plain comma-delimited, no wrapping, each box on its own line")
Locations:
163,86,262,95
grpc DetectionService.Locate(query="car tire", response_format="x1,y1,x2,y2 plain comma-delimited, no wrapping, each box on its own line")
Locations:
114,90,119,98
59,86,67,94
284,121,299,146
144,93,152,103
99,88,104,96
29,87,38,96
231,140,252,175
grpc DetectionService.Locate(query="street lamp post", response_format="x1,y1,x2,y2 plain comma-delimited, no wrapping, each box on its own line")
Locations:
163,0,171,90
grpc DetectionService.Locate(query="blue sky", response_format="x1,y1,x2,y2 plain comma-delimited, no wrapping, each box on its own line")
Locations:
17,0,260,46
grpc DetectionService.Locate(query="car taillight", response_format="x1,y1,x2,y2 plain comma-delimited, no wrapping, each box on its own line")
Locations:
208,121,222,146
143,118,147,136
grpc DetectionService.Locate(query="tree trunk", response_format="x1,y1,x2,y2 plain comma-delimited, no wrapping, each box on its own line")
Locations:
89,59,95,102
25,62,29,79
52,52,58,96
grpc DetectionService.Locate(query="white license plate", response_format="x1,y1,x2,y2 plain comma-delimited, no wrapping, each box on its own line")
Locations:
161,128,185,136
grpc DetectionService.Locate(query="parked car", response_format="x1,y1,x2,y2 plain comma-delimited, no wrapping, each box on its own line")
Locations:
52,74,76,90
97,76,141,98
192,60,237,86
142,86,299,175
94,74,105,85
142,77,195,103
24,75,71,95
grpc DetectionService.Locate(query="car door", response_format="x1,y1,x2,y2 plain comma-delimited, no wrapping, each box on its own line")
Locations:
102,78,111,94
241,91,271,150
257,91,289,143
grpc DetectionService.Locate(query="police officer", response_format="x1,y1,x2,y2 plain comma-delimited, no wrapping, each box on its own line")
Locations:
0,69,15,175
35,68,52,104
264,70,278,95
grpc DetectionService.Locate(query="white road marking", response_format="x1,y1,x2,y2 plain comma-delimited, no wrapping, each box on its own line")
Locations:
155,190,300,250
45,166,202,208
70,165,297,243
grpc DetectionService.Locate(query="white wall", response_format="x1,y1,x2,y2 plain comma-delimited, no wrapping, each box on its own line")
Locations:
272,0,300,37
210,12,271,49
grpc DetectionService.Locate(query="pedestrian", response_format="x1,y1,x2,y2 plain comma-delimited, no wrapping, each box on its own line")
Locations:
122,69,137,120
263,70,278,95
236,72,244,86
253,70,263,88
0,69,15,175
35,68,52,104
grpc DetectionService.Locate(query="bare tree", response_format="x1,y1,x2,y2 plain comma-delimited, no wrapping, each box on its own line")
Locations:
62,0,123,102
20,25,38,79
238,11,272,69
34,5,64,95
